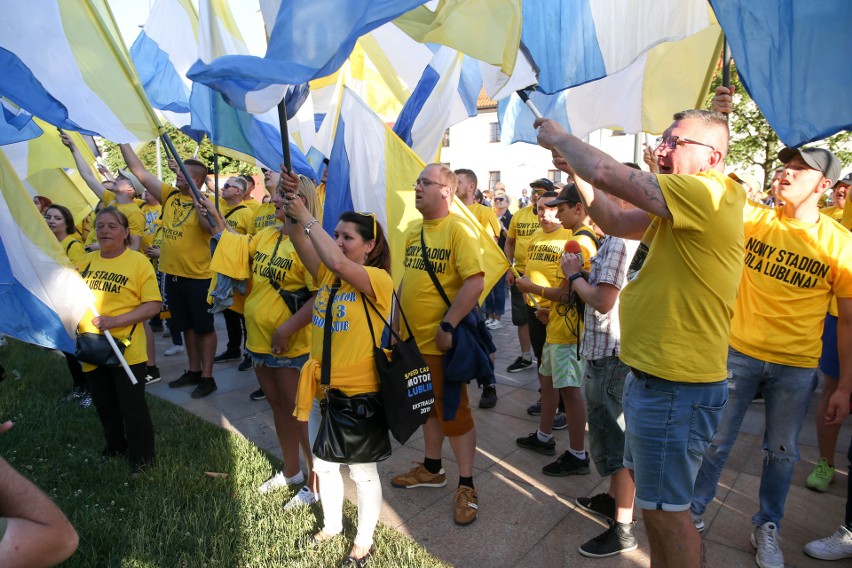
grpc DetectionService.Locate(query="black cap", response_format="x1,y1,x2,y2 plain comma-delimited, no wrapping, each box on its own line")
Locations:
834,172,852,187
537,190,559,204
545,183,581,207
529,178,554,191
778,146,841,184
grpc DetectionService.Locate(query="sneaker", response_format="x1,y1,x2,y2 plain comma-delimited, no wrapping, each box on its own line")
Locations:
191,377,218,398
168,370,200,388
543,451,590,477
579,522,638,558
576,493,616,522
691,512,706,533
552,412,567,430
284,486,318,510
78,392,94,409
214,350,241,363
484,317,494,327
391,463,447,489
250,388,266,401
454,486,478,526
164,345,185,356
507,356,534,373
804,525,852,561
806,457,835,492
751,522,784,568
259,471,304,494
61,386,85,402
487,319,503,330
238,354,253,372
478,385,498,409
144,365,161,385
516,432,556,455
526,399,542,416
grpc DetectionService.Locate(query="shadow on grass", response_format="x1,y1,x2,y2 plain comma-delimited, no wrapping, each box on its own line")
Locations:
0,338,446,567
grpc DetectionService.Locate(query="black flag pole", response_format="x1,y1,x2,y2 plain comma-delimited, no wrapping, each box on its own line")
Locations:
213,151,219,213
722,38,731,88
160,131,216,227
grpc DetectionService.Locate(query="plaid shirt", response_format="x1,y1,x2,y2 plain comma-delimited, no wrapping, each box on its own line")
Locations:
580,236,638,360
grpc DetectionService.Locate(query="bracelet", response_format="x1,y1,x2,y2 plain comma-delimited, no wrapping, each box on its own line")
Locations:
303,220,318,236
539,285,545,296
568,272,583,283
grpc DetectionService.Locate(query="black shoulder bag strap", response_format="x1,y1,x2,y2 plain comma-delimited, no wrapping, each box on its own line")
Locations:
362,290,409,349
420,228,451,309
320,280,342,388
223,205,247,219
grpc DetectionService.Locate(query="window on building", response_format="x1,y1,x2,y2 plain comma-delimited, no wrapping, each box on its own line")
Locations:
442,129,450,147
489,122,500,143
548,170,562,184
488,171,501,191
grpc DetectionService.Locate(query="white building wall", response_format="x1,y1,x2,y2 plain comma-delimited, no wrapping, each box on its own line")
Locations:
440,109,649,204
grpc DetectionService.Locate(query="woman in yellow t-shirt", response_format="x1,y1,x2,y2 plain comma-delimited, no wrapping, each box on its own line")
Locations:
204,176,320,504
76,207,162,475
281,171,393,567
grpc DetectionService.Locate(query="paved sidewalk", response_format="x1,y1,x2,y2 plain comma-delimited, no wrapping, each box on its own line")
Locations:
149,319,850,567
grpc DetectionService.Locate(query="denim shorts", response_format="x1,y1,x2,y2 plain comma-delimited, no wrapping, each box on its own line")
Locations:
539,343,584,388
584,356,629,477
623,370,727,511
247,350,309,369
819,314,839,378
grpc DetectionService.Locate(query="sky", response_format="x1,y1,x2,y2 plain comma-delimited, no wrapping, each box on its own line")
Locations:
106,0,267,55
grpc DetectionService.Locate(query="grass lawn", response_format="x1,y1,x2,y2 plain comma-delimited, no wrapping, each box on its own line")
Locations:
0,338,448,567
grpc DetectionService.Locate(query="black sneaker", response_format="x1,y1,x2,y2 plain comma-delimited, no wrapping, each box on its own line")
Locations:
478,385,497,409
214,350,241,363
543,450,590,476
61,386,85,402
250,388,266,401
579,522,638,558
507,356,533,373
191,377,218,398
516,432,556,455
145,365,161,385
576,493,616,522
526,399,542,416
238,354,252,372
169,370,201,388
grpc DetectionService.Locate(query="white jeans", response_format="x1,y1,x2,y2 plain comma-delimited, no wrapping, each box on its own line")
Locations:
312,457,382,548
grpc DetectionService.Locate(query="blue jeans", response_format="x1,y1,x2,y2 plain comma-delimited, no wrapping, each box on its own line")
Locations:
585,356,629,477
623,371,727,511
483,277,507,316
691,347,817,528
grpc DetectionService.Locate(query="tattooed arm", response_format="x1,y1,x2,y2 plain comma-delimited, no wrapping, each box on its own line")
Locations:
536,118,672,222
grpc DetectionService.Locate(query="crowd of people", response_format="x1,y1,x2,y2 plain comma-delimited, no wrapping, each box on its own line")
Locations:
4,86,851,567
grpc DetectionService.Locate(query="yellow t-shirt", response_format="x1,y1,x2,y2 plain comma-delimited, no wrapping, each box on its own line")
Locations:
158,183,212,279
60,234,86,266
211,228,314,357
115,202,145,238
619,170,745,383
310,264,393,391
468,202,501,240
506,205,540,272
400,215,485,355
524,227,572,309
220,202,254,235
545,230,596,344
140,203,162,250
242,198,260,211
841,197,852,230
76,249,161,369
729,205,852,367
251,202,279,234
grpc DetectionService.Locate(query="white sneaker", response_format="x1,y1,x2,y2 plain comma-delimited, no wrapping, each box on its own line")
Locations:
691,512,705,533
164,345,185,356
804,525,852,560
258,470,304,494
284,486,318,510
751,522,783,568
488,319,503,330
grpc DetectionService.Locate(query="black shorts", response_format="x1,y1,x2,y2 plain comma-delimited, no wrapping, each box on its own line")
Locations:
164,275,215,334
510,283,528,326
525,304,546,363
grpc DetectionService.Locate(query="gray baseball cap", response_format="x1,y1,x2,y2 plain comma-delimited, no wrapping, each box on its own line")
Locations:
778,147,841,184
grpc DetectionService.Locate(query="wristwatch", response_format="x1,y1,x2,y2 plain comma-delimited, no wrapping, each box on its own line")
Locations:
439,321,455,333
568,272,583,283
303,220,318,236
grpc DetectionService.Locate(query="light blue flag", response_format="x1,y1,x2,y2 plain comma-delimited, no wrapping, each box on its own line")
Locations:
0,101,42,145
187,0,428,113
710,0,852,147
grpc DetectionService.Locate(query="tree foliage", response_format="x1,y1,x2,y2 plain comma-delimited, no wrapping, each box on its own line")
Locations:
706,64,852,189
98,124,258,183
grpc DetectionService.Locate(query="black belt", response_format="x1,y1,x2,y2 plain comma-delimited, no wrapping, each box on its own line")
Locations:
630,367,659,381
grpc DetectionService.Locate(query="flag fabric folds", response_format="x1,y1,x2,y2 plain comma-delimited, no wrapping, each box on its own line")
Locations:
0,149,94,353
0,0,161,143
0,101,42,146
499,19,723,142
709,0,852,147
323,87,508,301
187,0,428,113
